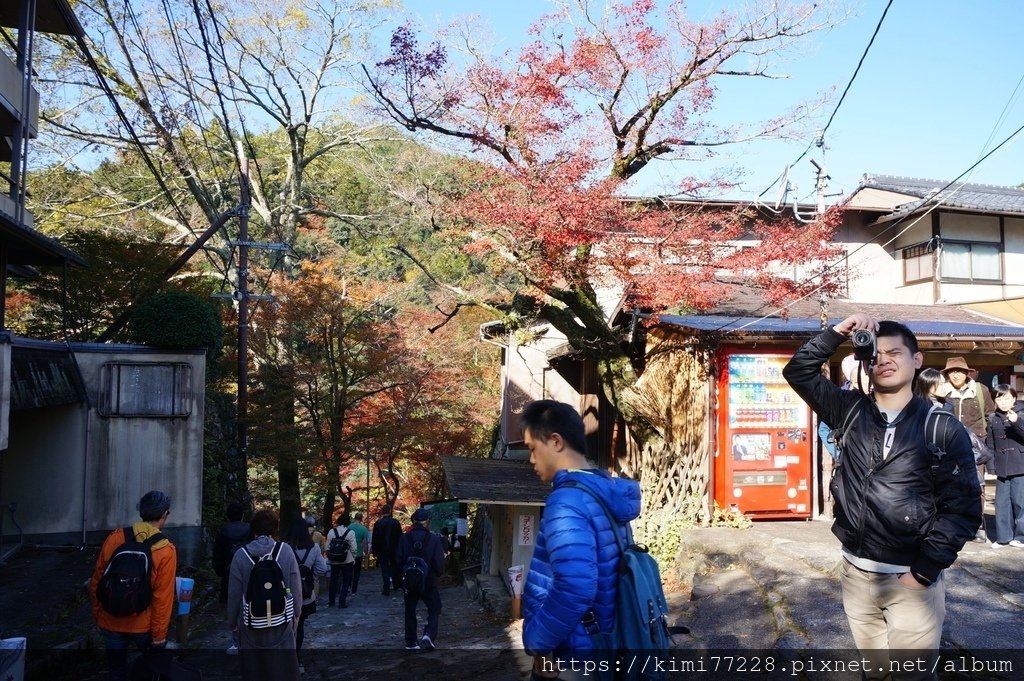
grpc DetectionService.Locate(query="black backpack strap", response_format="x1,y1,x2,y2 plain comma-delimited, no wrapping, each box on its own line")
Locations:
270,541,283,561
300,546,312,564
123,526,135,542
143,532,166,548
832,399,864,465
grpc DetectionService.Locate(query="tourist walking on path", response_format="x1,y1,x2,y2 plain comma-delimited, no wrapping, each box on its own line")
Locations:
396,508,446,650
325,513,357,608
371,505,403,595
285,518,329,674
942,356,994,543
227,508,302,681
986,384,1024,549
90,490,177,681
348,511,370,595
518,400,641,680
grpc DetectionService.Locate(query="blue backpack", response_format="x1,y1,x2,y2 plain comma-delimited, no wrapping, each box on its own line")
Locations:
572,484,683,681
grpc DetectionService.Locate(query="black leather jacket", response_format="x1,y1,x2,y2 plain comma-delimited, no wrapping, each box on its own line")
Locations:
784,328,981,583
986,404,1024,478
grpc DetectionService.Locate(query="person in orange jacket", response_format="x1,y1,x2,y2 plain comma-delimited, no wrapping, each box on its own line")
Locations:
89,490,177,681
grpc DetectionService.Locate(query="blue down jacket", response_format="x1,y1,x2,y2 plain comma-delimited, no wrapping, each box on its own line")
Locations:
522,468,641,655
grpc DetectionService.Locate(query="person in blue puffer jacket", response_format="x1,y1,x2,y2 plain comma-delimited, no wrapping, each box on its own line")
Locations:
520,400,641,680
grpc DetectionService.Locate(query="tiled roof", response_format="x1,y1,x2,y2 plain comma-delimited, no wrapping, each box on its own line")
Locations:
858,174,1024,215
706,285,1015,325
655,284,1024,339
441,456,550,505
658,314,1024,339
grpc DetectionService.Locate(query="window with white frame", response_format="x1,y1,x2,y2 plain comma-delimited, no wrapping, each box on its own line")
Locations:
902,242,935,284
98,362,193,417
940,241,1001,282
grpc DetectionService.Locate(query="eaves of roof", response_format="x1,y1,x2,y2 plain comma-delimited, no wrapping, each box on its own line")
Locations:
656,313,1024,341
0,214,87,267
0,0,85,37
441,456,550,506
855,174,1024,216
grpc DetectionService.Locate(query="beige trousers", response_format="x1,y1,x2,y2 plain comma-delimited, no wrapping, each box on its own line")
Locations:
840,559,944,681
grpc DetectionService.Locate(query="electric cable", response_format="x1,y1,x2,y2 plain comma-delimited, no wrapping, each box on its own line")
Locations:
60,7,234,279
202,0,271,221
159,0,232,190
122,0,222,214
757,0,895,200
709,117,1024,334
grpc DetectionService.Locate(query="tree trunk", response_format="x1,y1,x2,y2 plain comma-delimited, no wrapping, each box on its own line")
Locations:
277,450,301,527
598,328,715,541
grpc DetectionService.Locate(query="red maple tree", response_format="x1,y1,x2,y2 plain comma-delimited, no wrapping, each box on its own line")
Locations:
364,0,846,516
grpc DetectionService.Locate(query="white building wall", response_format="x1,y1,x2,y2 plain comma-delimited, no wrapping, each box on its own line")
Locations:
1002,217,1024,286
0,344,206,563
500,327,581,450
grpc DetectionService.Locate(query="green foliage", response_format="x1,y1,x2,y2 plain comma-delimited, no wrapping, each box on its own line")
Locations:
8,227,181,341
633,501,698,570
126,291,224,361
709,502,754,529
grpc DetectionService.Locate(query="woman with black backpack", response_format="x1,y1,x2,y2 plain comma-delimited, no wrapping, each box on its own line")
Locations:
227,508,303,681
285,518,329,674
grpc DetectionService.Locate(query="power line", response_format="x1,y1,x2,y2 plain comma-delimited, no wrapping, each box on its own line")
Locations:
716,117,1024,334
202,0,271,224
59,5,235,280
159,0,233,189
122,0,223,215
759,0,895,199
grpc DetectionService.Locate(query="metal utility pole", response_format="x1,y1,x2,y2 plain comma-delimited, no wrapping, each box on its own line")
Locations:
236,144,251,486
211,143,285,503
810,159,830,215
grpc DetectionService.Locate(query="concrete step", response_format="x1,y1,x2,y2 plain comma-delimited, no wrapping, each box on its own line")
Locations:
675,521,1024,676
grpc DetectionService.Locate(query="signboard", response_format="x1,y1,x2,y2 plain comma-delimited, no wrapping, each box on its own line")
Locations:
517,514,535,546
419,498,468,556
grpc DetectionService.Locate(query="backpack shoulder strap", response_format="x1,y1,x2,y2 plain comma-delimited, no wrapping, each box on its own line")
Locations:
976,388,987,430
300,546,312,564
829,398,865,464
342,528,352,540
122,526,137,543
142,532,166,548
924,402,955,458
563,480,627,553
270,541,283,562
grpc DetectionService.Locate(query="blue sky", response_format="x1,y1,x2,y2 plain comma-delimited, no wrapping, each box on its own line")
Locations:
400,1,1024,204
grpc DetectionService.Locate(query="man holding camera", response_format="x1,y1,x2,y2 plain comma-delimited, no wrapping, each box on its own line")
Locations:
784,315,981,680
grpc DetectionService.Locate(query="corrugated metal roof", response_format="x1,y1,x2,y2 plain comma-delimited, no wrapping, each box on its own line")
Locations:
441,456,550,506
658,314,1024,339
857,174,1024,215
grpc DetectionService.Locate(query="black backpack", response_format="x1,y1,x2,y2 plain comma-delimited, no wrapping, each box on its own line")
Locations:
297,546,315,600
327,528,353,563
402,535,431,595
97,526,165,616
242,542,295,629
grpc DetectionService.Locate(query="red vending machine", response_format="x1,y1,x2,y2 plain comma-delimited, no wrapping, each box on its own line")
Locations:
714,348,812,519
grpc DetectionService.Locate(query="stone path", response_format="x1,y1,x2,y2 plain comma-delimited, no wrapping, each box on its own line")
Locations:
178,573,529,681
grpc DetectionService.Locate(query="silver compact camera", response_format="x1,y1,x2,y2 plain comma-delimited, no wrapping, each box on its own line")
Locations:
851,329,877,363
